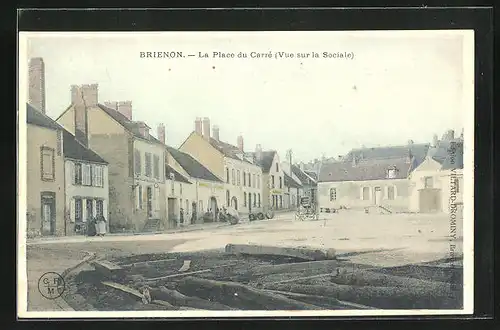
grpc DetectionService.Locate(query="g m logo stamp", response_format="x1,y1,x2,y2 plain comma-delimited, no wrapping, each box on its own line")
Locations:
38,272,65,299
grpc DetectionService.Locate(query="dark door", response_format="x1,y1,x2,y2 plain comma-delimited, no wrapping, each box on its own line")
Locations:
41,192,56,235
147,186,153,218
86,199,93,221
248,193,252,213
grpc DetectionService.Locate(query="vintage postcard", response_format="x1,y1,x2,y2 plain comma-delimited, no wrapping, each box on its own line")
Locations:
17,30,474,318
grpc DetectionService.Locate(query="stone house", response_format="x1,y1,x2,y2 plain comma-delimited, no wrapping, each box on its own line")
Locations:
291,164,318,206
63,129,109,235
409,138,464,215
26,103,65,237
56,84,166,232
317,142,430,212
179,117,263,216
165,144,224,227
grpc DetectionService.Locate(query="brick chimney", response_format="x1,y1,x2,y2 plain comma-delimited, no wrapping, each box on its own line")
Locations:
202,117,210,140
137,121,149,139
104,101,118,110
237,135,244,152
157,123,165,144
194,117,202,135
28,57,46,114
70,84,98,146
212,125,220,141
117,101,133,121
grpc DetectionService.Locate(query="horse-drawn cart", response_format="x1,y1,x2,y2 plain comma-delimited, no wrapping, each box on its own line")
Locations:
295,196,319,221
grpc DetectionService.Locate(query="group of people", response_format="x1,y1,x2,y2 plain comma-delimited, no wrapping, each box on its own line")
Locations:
77,215,107,237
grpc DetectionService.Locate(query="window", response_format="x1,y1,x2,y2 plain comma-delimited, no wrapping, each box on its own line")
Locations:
96,200,104,217
387,186,395,200
82,164,92,186
134,149,141,175
271,175,275,188
258,193,261,207
75,198,82,222
226,168,230,183
237,170,241,185
40,147,55,181
244,192,247,206
138,185,143,209
386,168,397,179
276,163,279,172
248,173,251,187
253,174,256,188
257,175,260,189
180,183,183,195
226,190,230,206
145,152,152,177
170,178,175,195
232,169,235,185
330,188,337,201
92,165,104,187
74,163,82,185
279,177,282,189
153,155,160,179
424,176,434,189
362,187,370,200
243,172,246,186
253,193,256,207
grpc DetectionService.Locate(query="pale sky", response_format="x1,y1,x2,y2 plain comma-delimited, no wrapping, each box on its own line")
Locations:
22,31,469,163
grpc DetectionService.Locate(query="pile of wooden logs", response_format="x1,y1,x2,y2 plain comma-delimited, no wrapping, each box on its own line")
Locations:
78,244,462,311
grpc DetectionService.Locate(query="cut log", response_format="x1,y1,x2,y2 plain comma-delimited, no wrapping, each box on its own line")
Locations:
176,276,324,310
250,260,339,277
263,289,377,310
124,258,177,269
331,267,454,294
92,260,125,279
225,244,336,261
262,282,461,309
145,269,212,286
101,281,144,300
148,286,234,310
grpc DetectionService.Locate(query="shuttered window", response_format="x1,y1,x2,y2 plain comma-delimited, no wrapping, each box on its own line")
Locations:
145,153,152,177
82,164,92,186
134,149,141,175
153,155,160,179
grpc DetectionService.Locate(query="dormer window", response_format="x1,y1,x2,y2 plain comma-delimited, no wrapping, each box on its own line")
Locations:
386,167,398,179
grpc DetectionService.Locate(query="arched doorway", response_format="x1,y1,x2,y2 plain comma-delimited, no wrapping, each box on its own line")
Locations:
210,197,218,222
231,196,238,210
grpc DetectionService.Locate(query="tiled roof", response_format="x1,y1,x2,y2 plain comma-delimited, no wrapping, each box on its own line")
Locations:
246,151,276,173
27,104,107,164
345,143,430,163
63,130,107,164
209,138,254,164
318,156,417,183
304,170,318,181
97,104,163,145
166,146,222,182
26,103,61,131
165,164,192,184
291,165,316,186
284,172,302,189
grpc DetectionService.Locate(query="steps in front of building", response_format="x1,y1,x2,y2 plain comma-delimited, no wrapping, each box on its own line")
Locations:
142,218,162,232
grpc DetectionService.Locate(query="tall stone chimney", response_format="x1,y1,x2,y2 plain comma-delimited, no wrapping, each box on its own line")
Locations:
70,84,99,146
202,117,210,140
194,117,202,135
157,123,165,144
255,144,263,162
237,135,244,152
117,101,133,121
212,125,220,141
28,57,46,114
104,101,118,110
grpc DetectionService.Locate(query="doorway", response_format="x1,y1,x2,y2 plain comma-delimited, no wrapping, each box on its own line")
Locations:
146,186,153,218
374,187,382,205
210,197,218,222
41,192,56,235
248,193,252,213
167,198,177,228
231,196,238,210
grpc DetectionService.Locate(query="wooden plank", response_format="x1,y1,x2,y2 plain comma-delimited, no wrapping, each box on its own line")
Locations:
145,269,212,285
122,258,177,269
148,286,234,310
101,281,144,300
178,260,191,272
92,260,125,279
177,276,324,310
250,260,339,277
225,243,336,261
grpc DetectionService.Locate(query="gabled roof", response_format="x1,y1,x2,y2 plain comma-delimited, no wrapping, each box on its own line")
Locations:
97,104,163,145
284,172,302,189
209,137,255,164
26,103,61,131
63,130,107,164
304,170,318,181
291,165,316,186
27,104,107,164
345,143,430,163
428,139,464,170
165,164,192,184
318,156,417,183
166,146,222,182
246,150,276,173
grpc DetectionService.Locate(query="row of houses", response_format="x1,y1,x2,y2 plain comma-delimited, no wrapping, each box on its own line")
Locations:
26,80,318,236
317,133,465,215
